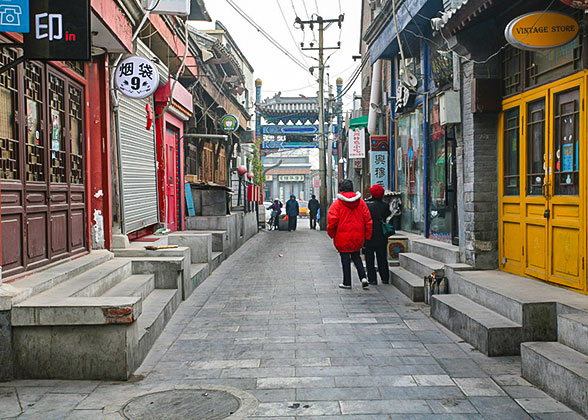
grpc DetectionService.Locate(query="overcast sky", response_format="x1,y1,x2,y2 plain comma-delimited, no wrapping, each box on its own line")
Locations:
196,0,363,109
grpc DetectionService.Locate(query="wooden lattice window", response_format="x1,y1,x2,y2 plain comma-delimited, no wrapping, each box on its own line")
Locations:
0,48,18,180
503,46,521,96
49,74,66,183
24,62,44,182
69,85,83,184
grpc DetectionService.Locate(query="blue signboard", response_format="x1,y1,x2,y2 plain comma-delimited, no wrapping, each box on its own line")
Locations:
0,0,29,32
261,124,339,135
371,151,389,190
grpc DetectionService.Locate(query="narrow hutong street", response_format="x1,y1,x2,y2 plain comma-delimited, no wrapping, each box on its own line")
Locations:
1,227,582,419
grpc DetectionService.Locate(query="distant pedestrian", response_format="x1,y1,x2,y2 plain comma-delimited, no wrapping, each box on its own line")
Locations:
268,198,282,230
308,194,320,229
364,184,392,285
327,179,372,289
285,194,299,231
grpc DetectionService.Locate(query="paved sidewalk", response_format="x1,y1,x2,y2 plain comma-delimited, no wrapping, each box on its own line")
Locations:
0,227,584,419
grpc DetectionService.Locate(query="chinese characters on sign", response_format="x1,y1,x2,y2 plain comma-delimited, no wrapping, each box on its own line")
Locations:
371,151,389,190
278,175,305,182
115,56,160,99
348,128,365,159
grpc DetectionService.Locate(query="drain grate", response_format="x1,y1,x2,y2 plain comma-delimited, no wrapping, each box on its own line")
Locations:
121,389,241,420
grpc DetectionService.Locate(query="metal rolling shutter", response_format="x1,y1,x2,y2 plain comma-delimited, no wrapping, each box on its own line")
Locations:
118,95,159,233
118,41,168,234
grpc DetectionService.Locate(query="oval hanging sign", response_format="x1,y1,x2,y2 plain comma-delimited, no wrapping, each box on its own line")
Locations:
560,0,588,9
505,12,579,51
221,114,239,133
115,56,160,99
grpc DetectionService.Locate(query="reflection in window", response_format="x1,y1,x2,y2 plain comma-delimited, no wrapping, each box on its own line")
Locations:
554,89,579,196
526,100,545,196
503,107,520,196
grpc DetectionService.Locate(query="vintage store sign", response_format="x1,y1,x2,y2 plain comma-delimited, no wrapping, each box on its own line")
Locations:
115,56,160,99
24,0,90,60
505,12,578,50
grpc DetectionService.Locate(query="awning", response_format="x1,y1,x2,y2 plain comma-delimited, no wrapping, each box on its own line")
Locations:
349,115,368,130
369,0,443,64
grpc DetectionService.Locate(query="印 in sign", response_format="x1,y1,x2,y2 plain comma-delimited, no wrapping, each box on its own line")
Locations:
348,128,366,159
505,11,578,51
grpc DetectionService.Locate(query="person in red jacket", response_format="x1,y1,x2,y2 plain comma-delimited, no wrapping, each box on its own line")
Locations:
327,179,373,289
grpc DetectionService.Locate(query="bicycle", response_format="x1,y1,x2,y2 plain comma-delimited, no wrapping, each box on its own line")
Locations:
267,211,279,231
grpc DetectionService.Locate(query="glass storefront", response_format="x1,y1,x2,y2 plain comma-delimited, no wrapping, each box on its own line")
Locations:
396,107,424,234
428,97,456,244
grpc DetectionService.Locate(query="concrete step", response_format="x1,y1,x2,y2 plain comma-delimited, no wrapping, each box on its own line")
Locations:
210,252,224,272
389,267,424,302
102,274,155,301
399,252,444,279
134,288,182,371
35,259,132,298
411,238,461,264
446,271,557,341
168,233,212,264
431,294,523,356
522,341,588,418
188,263,210,297
558,312,588,356
1,250,114,307
178,230,227,253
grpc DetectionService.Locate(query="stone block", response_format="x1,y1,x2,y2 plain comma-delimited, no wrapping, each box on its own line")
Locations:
558,312,588,355
201,190,227,216
389,267,424,302
0,310,13,380
168,234,212,264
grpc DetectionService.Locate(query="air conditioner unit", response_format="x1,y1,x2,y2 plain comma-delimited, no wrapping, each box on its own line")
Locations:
439,90,461,125
142,0,190,16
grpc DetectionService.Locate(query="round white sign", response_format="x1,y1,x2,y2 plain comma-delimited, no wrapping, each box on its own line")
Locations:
115,56,160,99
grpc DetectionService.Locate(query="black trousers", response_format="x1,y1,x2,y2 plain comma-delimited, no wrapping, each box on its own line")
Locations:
288,215,297,231
309,212,317,229
364,245,389,284
339,251,366,286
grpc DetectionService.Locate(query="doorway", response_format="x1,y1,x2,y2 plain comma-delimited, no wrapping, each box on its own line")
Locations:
164,126,180,232
499,74,585,291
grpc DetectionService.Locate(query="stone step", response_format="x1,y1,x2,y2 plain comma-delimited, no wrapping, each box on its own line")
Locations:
179,230,227,253
399,252,444,279
187,263,210,297
411,238,461,264
36,259,132,298
389,267,424,302
210,252,224,272
168,233,212,264
558,312,588,356
522,341,588,418
1,250,114,307
431,294,523,356
134,288,182,371
102,274,155,301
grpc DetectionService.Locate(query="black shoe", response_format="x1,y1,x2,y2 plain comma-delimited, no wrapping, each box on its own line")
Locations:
339,284,351,289
368,281,377,285
361,279,369,289
381,280,389,284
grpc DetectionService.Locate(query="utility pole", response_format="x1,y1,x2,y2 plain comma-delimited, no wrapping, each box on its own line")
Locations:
296,14,343,230
327,82,334,205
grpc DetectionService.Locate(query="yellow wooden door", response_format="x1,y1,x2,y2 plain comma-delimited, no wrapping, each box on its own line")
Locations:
546,79,585,290
522,92,548,280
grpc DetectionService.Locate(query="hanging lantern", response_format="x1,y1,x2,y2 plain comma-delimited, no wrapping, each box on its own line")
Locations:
237,165,247,176
247,172,254,180
560,0,588,9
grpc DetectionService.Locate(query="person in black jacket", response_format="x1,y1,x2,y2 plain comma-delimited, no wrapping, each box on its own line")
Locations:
308,194,320,229
285,194,299,231
364,184,392,284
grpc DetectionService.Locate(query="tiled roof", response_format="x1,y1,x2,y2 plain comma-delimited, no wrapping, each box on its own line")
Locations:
265,168,311,175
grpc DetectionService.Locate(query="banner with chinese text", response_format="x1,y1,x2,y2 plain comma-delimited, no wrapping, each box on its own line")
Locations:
348,128,366,159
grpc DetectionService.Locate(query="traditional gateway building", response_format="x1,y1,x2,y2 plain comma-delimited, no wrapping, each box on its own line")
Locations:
363,0,588,415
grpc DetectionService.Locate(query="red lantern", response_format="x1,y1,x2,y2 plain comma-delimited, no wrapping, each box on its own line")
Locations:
247,172,254,180
237,165,247,176
560,0,588,8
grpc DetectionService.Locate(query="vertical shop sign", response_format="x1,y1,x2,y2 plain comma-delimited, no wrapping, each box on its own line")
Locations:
371,151,389,189
348,128,365,159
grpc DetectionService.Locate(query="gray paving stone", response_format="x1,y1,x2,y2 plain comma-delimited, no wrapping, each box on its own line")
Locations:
64,410,106,420
515,398,573,413
454,378,507,396
254,401,341,416
0,389,21,418
17,393,87,420
378,386,465,400
469,396,533,419
427,398,478,414
340,399,431,414
295,387,382,401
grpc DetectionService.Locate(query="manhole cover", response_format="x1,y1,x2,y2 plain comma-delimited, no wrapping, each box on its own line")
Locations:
121,389,240,420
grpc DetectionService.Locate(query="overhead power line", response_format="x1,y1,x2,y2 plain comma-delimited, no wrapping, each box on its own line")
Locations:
224,0,310,74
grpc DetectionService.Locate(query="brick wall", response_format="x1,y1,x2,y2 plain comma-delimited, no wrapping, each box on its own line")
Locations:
459,59,500,269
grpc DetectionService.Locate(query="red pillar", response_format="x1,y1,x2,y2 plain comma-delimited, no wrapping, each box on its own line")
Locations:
87,55,113,250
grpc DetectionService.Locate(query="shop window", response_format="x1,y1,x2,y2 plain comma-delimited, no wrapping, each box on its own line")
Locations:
0,49,18,180
49,74,66,183
526,38,581,88
24,63,44,182
503,47,521,96
503,107,520,196
69,85,84,184
554,88,579,196
396,107,424,234
526,99,545,196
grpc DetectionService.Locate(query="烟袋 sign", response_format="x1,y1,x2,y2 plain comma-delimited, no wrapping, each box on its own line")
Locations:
24,0,90,60
115,56,160,99
560,0,588,9
505,12,578,50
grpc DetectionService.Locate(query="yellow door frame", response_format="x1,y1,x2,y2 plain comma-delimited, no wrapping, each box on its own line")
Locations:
499,71,587,293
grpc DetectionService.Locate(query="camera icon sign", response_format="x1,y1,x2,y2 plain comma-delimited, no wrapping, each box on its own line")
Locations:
0,5,22,26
